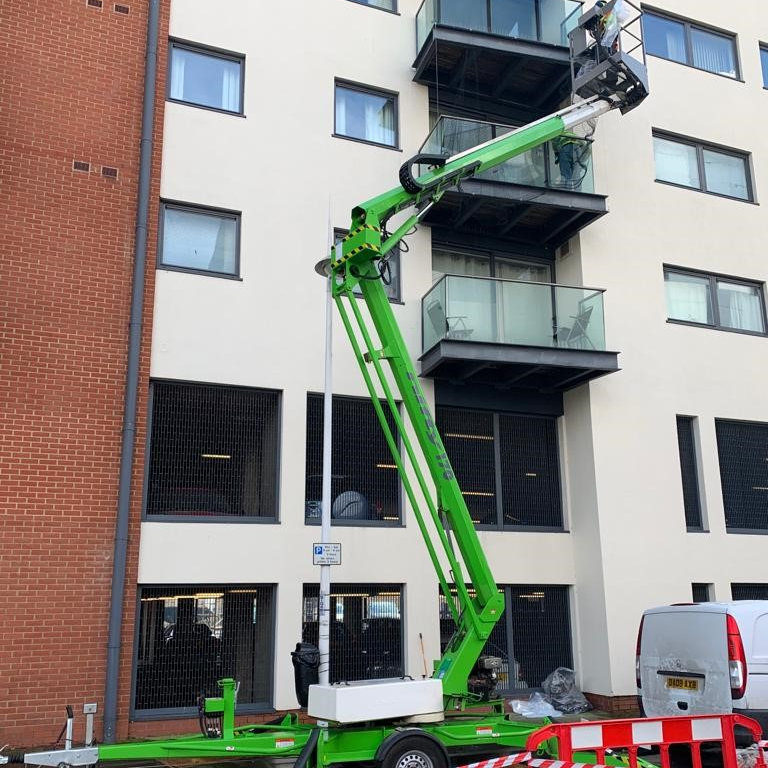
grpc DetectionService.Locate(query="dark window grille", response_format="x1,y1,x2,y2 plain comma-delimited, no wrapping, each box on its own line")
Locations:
146,381,280,519
439,584,572,691
499,414,562,528
302,584,403,682
437,407,563,529
134,584,274,714
677,416,703,530
732,583,768,600
305,394,400,524
692,583,711,602
438,408,496,525
716,419,768,531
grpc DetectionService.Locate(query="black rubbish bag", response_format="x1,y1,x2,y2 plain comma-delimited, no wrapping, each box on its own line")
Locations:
291,642,320,708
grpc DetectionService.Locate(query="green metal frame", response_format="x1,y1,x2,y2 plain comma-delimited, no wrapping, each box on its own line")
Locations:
329,110,584,707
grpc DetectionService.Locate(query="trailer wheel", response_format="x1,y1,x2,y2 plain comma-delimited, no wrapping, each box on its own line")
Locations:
380,735,447,768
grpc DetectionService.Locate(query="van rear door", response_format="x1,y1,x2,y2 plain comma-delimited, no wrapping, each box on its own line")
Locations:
640,606,732,716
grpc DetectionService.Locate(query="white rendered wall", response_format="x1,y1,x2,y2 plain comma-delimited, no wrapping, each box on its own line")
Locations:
140,0,768,710
571,0,768,697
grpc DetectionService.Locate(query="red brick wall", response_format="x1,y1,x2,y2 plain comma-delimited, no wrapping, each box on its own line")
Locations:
584,692,642,717
0,0,167,747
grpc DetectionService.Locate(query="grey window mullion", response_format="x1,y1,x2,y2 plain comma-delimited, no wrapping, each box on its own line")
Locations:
696,143,707,192
709,274,721,326
493,413,503,529
684,21,694,66
535,0,542,42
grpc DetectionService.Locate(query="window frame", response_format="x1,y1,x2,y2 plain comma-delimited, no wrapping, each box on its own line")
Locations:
437,406,565,532
302,583,404,684
130,583,276,719
167,39,246,116
304,392,403,528
760,43,768,89
717,418,768,534
664,265,767,337
440,584,573,693
333,79,400,150
641,8,741,80
431,242,554,284
158,200,242,279
692,583,712,602
652,131,754,202
335,228,402,303
142,379,282,522
676,415,706,532
346,0,398,14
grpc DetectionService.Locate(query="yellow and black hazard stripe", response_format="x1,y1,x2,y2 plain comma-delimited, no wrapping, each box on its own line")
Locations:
333,242,381,266
343,223,380,242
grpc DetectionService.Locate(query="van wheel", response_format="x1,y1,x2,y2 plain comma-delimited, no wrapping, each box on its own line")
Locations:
381,736,447,768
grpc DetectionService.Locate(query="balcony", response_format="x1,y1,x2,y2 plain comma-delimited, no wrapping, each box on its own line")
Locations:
421,275,619,392
414,0,583,120
419,116,606,247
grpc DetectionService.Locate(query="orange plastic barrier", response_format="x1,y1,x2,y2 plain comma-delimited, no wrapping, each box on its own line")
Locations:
525,714,766,768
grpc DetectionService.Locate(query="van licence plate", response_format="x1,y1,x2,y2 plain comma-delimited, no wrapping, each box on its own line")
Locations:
666,677,699,691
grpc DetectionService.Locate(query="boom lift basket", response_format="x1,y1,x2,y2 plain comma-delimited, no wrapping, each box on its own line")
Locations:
569,0,648,114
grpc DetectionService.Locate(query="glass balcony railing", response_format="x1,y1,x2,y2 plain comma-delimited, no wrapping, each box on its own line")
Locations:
421,116,594,193
416,0,583,51
423,275,606,353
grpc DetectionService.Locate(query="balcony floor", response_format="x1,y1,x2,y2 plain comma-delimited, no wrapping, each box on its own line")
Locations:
420,180,607,248
420,339,619,393
413,26,573,120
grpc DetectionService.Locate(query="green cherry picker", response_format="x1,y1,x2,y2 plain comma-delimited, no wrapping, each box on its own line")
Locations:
5,5,649,768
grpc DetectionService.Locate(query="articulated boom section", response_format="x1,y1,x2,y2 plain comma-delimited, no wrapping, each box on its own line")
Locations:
329,57,648,702
330,247,504,704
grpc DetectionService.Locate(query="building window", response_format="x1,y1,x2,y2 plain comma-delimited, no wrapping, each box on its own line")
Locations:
761,45,768,88
145,381,280,519
642,12,739,79
305,394,401,525
676,416,703,530
732,584,768,600
692,583,712,602
348,0,396,10
334,81,398,148
664,268,766,334
133,584,274,715
335,229,400,302
160,202,240,277
653,133,752,201
432,246,552,284
440,585,572,692
437,407,563,529
169,41,244,113
302,584,403,682
717,419,768,532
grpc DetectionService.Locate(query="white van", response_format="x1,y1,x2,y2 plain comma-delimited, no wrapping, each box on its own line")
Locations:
637,602,768,738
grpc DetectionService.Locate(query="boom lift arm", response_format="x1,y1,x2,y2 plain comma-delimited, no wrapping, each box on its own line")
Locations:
328,93,635,708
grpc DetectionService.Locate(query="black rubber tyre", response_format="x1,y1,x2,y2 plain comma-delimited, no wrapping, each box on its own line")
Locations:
381,736,448,768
